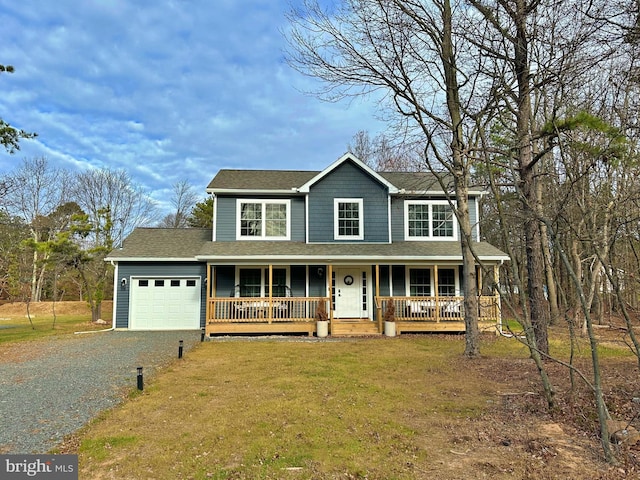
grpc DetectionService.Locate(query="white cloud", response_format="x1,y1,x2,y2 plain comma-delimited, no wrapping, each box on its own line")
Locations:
0,0,388,216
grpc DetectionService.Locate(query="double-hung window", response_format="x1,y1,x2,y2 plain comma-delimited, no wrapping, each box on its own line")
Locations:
237,267,289,297
409,268,432,296
237,199,290,240
407,267,458,297
334,198,364,240
405,200,457,240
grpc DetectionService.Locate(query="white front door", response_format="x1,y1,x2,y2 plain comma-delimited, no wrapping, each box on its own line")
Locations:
334,268,368,318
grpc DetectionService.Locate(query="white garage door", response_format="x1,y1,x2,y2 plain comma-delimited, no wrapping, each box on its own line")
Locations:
130,277,201,330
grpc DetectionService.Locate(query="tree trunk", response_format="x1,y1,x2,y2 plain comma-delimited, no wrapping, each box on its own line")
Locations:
441,0,480,357
513,0,549,356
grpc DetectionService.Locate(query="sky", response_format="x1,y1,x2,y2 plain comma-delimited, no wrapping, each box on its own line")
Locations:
0,0,386,214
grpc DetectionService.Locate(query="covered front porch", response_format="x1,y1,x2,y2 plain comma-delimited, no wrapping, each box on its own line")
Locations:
204,263,502,337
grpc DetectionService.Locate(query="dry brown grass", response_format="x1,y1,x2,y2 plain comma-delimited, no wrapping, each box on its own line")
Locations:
0,300,113,318
0,301,113,344
66,335,639,479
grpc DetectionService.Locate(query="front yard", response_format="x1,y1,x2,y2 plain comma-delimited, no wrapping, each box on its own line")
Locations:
60,333,639,479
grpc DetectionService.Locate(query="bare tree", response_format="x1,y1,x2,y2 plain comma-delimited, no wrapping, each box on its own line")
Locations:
4,157,70,301
287,0,489,356
348,130,419,171
158,180,199,228
71,168,157,248
69,168,156,321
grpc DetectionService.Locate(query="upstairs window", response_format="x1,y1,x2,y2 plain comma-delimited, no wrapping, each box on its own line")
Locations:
334,198,364,240
405,201,457,240
237,199,290,240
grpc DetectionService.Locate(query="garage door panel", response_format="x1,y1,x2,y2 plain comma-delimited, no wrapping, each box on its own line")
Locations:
130,277,201,330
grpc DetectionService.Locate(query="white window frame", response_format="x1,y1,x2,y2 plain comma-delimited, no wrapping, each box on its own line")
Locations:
236,199,291,240
334,198,364,240
404,200,458,241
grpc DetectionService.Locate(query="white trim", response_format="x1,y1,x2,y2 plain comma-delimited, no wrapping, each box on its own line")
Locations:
195,254,510,262
112,262,119,326
207,188,299,195
475,198,481,241
387,196,392,243
105,257,198,262
305,193,309,244
236,198,291,241
404,200,458,241
334,198,364,240
211,194,217,242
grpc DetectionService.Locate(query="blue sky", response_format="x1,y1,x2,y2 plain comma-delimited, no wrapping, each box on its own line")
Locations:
0,0,385,212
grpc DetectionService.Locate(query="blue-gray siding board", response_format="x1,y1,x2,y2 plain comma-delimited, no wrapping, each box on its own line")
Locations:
308,161,390,243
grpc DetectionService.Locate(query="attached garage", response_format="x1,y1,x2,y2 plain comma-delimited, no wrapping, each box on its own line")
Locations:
129,277,202,330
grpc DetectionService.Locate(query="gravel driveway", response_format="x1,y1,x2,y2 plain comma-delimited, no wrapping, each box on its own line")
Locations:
0,330,201,454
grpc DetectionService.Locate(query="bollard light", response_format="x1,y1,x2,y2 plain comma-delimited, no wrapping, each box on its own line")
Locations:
137,366,144,391
178,340,184,359
201,327,205,342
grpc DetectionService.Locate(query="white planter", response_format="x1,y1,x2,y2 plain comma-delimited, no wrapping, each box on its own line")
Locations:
316,320,329,338
384,321,397,337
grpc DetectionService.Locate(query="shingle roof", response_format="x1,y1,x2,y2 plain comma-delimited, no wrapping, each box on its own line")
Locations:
106,228,509,262
207,170,317,190
105,228,211,260
206,168,479,195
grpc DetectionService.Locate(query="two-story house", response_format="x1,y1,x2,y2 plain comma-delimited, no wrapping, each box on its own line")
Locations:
106,154,509,336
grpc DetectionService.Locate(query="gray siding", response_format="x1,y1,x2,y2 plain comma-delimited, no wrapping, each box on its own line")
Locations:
308,265,327,297
308,161,389,243
215,196,235,241
391,265,406,296
215,195,305,242
290,265,307,297
116,262,207,329
377,265,391,296
214,266,235,296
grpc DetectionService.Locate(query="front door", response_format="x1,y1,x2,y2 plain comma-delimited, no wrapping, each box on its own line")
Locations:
334,268,368,318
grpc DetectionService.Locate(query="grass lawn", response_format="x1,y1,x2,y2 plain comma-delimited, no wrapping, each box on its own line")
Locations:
0,301,112,344
68,333,636,480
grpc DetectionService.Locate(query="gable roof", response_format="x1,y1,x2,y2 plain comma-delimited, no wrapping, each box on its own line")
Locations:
206,155,486,196
297,153,398,193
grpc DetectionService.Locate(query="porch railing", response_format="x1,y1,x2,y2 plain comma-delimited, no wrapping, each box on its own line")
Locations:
207,296,329,323
375,295,500,322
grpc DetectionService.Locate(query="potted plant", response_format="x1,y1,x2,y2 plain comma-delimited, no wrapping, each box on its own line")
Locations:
315,300,329,338
383,300,396,337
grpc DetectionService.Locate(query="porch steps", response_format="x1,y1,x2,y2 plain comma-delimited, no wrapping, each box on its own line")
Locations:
331,320,381,337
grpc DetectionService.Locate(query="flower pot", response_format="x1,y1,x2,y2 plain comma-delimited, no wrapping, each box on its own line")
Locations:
316,320,329,338
384,321,396,337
